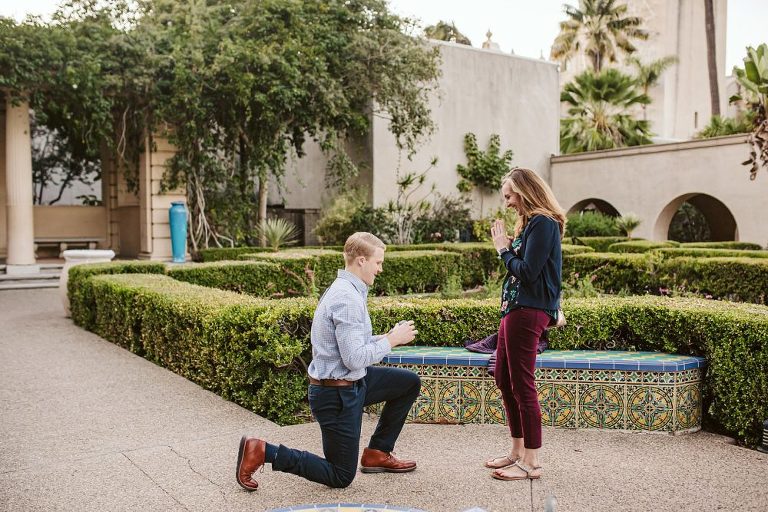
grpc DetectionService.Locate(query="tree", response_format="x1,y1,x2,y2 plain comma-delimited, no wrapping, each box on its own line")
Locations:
560,68,652,154
627,55,677,119
148,0,442,248
730,44,768,180
551,0,648,72
424,21,471,45
704,0,721,117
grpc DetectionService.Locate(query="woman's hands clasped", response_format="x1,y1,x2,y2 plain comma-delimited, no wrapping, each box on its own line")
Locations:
491,219,512,253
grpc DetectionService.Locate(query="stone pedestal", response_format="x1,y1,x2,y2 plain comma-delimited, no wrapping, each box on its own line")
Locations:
60,249,115,317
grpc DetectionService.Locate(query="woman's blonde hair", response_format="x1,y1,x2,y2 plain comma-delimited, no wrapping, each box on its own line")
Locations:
343,232,386,264
502,167,567,238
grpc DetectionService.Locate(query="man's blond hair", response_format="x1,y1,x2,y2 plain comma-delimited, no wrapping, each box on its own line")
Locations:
343,232,386,264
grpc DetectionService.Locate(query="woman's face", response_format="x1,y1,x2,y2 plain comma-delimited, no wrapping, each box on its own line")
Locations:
502,181,522,213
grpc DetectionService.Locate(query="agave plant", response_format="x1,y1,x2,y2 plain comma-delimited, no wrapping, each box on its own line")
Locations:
257,218,299,251
730,44,768,180
616,213,642,238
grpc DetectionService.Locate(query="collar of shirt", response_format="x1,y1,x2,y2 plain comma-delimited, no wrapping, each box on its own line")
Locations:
337,269,368,297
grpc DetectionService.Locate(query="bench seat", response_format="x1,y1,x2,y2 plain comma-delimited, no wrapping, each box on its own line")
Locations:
34,237,104,257
372,346,706,433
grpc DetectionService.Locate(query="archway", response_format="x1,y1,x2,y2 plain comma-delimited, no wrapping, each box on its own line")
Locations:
654,193,738,242
566,198,621,217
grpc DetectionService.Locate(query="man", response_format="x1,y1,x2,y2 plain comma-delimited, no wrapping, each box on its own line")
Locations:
236,232,420,490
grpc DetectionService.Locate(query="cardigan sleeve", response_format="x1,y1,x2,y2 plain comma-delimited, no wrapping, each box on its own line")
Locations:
502,216,558,284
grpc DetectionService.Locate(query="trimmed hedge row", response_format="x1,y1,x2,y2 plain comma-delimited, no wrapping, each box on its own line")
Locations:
563,253,768,304
608,240,680,253
655,247,768,259
77,273,768,446
167,260,295,297
561,244,595,255
683,241,763,250
572,236,630,252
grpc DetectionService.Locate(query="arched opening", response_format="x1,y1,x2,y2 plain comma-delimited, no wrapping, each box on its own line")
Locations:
654,193,738,242
566,198,621,217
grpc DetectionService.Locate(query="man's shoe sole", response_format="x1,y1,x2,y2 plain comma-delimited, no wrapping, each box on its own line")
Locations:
360,465,416,473
236,435,258,491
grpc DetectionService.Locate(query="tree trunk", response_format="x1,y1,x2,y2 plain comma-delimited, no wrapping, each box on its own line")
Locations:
257,172,268,247
704,0,720,117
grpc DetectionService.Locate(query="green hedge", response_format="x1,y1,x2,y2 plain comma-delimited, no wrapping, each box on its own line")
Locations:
655,248,768,259
563,253,654,294
608,240,680,253
68,261,167,330
682,241,763,250
167,260,294,297
658,257,768,304
562,244,595,255
196,246,276,262
564,253,768,304
77,274,768,446
572,236,630,252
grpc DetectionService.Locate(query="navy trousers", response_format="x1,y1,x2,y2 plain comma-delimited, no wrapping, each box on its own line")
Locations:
271,366,421,488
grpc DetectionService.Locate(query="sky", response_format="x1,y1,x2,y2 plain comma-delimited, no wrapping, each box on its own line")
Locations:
1,0,767,71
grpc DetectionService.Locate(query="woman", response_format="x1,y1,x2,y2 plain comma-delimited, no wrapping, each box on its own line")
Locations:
485,167,566,481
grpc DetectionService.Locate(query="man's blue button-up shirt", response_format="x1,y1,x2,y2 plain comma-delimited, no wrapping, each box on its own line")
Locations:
307,270,391,381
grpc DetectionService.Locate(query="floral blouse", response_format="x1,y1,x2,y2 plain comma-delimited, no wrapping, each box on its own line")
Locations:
500,235,559,322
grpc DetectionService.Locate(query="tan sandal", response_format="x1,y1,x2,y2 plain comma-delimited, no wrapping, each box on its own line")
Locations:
484,454,519,469
492,461,542,481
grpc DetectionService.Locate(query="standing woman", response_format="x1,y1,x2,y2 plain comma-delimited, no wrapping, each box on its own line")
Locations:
485,167,566,481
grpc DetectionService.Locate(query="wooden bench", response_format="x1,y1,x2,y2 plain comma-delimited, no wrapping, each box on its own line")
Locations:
371,346,706,433
34,237,104,257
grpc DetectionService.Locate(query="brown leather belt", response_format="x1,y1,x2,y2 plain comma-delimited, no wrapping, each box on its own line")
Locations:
309,377,356,387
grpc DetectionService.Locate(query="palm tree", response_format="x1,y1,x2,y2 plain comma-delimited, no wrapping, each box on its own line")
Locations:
627,55,677,119
424,21,471,46
704,0,721,117
560,68,652,154
551,0,648,72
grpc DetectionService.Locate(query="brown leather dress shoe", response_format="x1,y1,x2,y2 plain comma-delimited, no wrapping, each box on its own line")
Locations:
236,435,266,491
360,447,417,473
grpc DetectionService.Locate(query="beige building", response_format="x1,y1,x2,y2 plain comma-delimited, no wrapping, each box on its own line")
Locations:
559,0,728,141
277,41,560,222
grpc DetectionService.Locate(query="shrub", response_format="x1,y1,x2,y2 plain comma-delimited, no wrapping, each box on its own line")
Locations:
615,213,642,238
682,241,763,250
313,188,368,245
472,206,517,243
256,218,299,251
566,211,620,237
656,248,768,259
167,261,291,297
571,236,630,252
563,252,654,294
657,257,768,304
239,250,344,294
371,251,462,295
196,246,275,262
412,194,472,244
81,275,768,446
608,240,680,253
561,244,595,255
68,261,167,330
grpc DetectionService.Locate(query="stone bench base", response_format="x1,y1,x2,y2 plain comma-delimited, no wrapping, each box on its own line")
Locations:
370,347,705,433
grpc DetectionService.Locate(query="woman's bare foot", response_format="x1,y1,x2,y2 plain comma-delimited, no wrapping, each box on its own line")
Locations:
484,453,522,469
492,461,542,480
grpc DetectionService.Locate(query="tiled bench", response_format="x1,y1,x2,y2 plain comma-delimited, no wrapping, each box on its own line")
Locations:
371,346,706,433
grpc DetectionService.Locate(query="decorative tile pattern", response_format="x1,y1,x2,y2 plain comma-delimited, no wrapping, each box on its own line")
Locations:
267,505,427,512
371,347,705,433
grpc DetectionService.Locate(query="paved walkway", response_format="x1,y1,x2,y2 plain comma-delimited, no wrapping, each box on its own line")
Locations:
1,288,766,512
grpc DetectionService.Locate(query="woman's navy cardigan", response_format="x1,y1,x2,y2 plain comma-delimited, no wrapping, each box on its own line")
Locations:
499,214,562,311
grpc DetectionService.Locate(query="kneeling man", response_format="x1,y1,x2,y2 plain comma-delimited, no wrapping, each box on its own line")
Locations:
236,232,420,490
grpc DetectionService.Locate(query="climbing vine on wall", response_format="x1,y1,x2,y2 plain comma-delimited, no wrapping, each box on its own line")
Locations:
455,133,513,193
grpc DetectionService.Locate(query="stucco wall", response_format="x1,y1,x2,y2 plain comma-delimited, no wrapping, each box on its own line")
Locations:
277,41,560,218
371,42,559,217
550,134,766,245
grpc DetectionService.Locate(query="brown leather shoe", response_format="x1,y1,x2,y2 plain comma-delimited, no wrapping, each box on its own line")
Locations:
236,435,266,491
360,447,416,473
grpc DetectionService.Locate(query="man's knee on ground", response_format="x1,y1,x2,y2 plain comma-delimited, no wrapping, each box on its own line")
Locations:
330,469,356,489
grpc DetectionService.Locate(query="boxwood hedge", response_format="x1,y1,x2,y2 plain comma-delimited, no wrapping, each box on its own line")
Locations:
682,241,763,250
608,240,680,253
655,248,768,259
76,274,768,447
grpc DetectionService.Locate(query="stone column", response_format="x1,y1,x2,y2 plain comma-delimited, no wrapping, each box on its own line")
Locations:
5,97,39,274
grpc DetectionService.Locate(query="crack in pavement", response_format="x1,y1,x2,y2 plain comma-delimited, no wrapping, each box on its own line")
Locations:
121,452,190,512
168,446,229,503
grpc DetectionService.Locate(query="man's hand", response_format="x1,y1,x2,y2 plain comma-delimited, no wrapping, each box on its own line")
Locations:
387,320,417,348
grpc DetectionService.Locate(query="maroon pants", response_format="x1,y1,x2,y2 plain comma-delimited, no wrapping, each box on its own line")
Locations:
494,307,550,449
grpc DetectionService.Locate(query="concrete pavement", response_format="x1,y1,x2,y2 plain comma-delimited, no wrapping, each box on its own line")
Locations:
1,288,766,512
